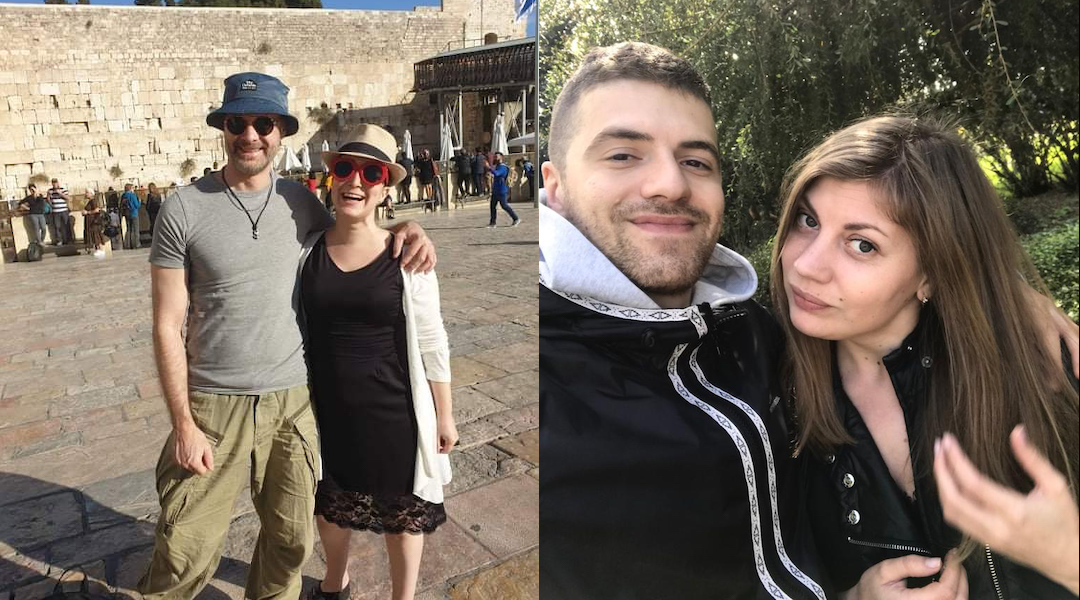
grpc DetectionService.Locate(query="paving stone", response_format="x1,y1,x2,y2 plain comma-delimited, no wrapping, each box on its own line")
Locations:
451,387,507,426
49,385,138,417
0,491,83,555
455,418,506,450
445,476,538,558
491,430,538,467
446,445,530,497
0,402,52,439
447,548,539,600
472,371,538,409
466,341,538,374
0,554,53,596
11,431,83,460
47,520,157,571
481,404,539,436
449,356,508,386
82,469,158,530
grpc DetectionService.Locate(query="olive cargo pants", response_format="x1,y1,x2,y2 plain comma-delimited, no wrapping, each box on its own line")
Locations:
138,385,320,600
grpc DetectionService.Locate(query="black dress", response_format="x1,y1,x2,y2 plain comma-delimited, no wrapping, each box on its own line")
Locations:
302,236,447,534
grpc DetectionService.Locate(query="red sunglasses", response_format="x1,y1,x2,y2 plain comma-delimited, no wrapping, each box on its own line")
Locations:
332,158,389,186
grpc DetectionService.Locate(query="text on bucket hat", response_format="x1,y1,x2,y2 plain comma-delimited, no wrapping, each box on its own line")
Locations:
207,72,299,137
321,124,408,186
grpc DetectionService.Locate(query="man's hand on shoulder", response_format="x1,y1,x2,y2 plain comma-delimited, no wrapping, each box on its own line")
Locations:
388,220,437,272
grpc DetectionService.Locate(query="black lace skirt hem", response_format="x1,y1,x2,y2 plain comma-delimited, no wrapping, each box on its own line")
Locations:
314,478,447,535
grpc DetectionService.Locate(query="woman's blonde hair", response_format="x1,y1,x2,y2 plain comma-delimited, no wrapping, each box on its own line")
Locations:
770,114,1078,557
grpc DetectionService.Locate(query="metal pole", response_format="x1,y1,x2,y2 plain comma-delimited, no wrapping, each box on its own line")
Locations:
520,87,527,154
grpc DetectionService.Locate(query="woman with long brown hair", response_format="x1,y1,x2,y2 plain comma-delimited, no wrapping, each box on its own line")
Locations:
770,115,1078,598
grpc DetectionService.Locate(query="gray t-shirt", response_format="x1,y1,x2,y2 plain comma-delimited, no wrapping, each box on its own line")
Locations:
150,173,334,394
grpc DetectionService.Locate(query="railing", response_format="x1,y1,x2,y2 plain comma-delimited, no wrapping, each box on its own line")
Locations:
414,39,535,91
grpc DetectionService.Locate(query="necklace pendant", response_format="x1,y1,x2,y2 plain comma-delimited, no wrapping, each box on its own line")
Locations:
252,228,259,240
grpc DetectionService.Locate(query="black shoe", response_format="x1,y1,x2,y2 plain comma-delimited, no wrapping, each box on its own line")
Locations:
307,581,350,600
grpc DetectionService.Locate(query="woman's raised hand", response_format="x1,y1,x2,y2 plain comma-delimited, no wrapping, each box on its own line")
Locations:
934,427,1080,594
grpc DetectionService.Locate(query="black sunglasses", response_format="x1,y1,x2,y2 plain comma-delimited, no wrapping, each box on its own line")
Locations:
224,115,277,136
332,158,388,186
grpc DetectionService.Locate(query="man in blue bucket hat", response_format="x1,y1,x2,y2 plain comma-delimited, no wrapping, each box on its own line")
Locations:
139,72,436,600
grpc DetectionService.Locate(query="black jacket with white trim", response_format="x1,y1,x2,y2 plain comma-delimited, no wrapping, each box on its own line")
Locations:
539,205,829,600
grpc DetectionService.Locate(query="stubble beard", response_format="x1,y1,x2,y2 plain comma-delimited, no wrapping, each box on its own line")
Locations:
227,141,275,178
562,195,719,297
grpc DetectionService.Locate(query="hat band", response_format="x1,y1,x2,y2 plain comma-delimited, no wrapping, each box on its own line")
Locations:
337,142,392,163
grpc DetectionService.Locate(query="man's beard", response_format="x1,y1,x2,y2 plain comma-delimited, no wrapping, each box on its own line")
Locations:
562,195,719,297
228,142,274,177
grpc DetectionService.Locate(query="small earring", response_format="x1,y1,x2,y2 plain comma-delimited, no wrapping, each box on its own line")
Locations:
920,296,930,305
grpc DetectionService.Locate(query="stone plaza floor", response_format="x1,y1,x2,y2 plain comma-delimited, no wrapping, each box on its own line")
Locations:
0,201,539,600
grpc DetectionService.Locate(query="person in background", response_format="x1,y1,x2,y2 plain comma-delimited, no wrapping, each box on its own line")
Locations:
47,178,72,245
16,183,48,245
471,148,487,196
454,148,471,200
486,152,519,228
396,150,414,205
121,183,141,249
145,183,163,236
82,191,106,256
522,156,535,202
414,148,436,204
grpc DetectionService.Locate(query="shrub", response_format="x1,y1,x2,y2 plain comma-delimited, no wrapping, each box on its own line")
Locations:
745,237,775,311
1023,219,1080,322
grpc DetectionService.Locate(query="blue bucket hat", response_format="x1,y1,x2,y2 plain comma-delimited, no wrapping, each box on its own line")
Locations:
206,72,299,137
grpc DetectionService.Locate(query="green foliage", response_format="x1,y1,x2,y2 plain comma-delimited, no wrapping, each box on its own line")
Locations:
44,0,70,4
746,237,775,310
1023,219,1079,322
1003,191,1080,236
28,173,50,186
109,165,124,179
540,0,1079,255
179,158,196,178
307,102,336,125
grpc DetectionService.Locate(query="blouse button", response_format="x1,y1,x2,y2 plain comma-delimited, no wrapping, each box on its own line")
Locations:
825,453,836,464
921,356,933,368
847,509,861,525
843,473,856,488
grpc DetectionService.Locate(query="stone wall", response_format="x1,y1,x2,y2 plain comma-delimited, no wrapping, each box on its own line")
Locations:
0,0,526,197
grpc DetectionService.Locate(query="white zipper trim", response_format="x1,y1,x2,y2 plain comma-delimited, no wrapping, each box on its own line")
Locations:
540,280,710,336
668,343,826,599
687,346,828,600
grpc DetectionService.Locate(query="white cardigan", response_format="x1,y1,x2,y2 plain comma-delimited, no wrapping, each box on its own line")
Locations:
297,230,453,504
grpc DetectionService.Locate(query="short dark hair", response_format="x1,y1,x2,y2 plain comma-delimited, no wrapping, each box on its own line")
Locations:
548,42,712,169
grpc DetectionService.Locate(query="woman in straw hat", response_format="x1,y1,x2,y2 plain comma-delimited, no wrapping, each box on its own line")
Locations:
299,124,457,600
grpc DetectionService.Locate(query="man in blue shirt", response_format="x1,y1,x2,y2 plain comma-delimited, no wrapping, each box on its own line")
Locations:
486,152,520,228
121,183,141,249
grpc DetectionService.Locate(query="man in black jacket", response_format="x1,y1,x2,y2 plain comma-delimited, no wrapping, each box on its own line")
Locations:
539,42,828,599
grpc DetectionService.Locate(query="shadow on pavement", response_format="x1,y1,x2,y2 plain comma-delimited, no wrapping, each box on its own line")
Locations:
0,472,247,599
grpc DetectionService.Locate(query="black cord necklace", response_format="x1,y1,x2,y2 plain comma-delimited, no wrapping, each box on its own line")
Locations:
221,170,272,240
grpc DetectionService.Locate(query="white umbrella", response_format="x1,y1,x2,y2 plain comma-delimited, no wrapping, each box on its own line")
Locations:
299,144,312,172
403,130,414,161
279,146,301,172
439,120,454,162
320,139,331,172
492,112,509,155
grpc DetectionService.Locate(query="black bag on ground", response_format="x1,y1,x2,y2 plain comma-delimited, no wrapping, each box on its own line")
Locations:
26,241,43,262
